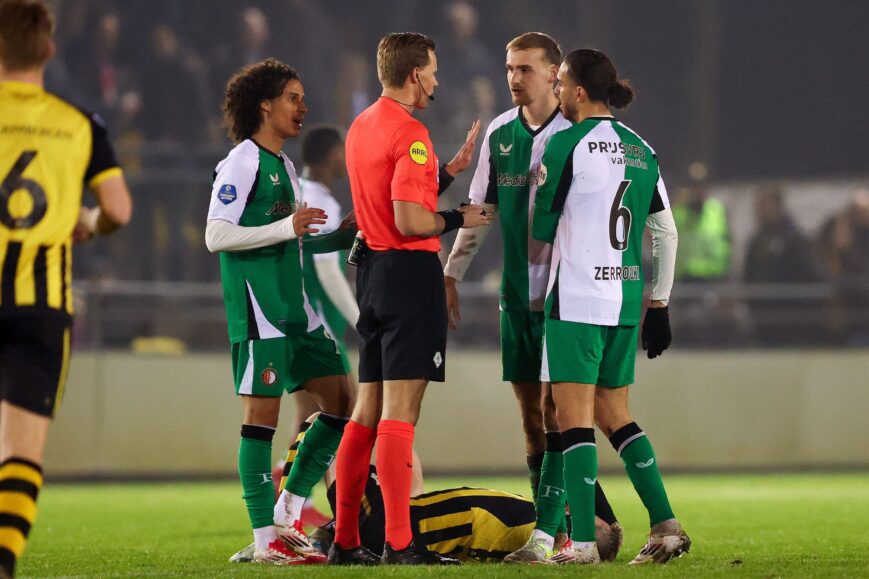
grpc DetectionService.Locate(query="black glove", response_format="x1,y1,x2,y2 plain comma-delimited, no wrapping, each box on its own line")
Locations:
641,306,671,359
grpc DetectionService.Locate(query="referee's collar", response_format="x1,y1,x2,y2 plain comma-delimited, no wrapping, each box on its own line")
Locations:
379,96,415,117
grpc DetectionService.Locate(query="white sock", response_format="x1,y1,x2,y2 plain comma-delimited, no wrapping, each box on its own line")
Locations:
274,490,306,526
531,528,555,550
573,541,595,550
253,525,277,551
273,490,290,525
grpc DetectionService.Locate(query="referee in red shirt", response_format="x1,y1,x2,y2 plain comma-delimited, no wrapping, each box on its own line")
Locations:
328,32,490,566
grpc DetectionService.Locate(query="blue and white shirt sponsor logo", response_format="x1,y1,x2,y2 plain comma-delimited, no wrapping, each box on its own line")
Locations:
217,184,237,205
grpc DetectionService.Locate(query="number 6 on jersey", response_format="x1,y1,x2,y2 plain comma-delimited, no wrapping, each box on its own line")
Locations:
609,180,632,251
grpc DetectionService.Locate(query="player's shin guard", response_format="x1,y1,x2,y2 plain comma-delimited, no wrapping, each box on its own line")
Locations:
535,432,568,536
284,414,347,498
0,458,43,577
278,421,312,493
375,420,415,551
334,420,376,549
239,425,277,531
609,422,675,526
561,428,597,543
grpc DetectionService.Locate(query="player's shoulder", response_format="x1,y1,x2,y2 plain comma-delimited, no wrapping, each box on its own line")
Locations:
486,107,521,136
37,90,102,135
551,112,574,132
43,90,90,120
612,119,657,157
546,120,589,151
215,139,261,173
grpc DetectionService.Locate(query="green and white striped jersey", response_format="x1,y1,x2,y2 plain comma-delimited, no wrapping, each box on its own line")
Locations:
469,107,572,312
208,139,320,343
532,117,670,326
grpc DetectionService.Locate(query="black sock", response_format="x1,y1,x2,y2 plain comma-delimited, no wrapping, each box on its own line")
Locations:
595,481,618,525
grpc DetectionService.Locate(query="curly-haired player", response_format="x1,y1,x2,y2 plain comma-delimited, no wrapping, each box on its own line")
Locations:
205,58,354,566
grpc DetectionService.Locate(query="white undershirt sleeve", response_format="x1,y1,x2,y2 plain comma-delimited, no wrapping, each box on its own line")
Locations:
443,203,497,281
205,217,297,253
646,208,678,304
313,254,360,326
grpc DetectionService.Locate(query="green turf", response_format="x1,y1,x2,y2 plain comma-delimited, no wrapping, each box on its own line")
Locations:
19,473,869,577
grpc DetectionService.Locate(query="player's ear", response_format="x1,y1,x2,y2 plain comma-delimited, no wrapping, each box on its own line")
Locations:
260,100,271,114
45,39,56,64
548,64,559,83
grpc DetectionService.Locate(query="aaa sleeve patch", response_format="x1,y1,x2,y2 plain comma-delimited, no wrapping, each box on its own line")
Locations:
409,141,429,165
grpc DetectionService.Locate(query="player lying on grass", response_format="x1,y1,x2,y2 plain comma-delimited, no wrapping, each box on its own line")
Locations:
231,413,623,563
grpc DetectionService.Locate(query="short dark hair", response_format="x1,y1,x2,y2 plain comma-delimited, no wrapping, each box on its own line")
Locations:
222,58,299,143
377,32,435,89
302,125,343,166
0,0,54,71
505,32,562,66
564,48,635,109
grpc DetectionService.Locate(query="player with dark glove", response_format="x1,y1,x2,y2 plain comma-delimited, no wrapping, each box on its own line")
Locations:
641,306,671,359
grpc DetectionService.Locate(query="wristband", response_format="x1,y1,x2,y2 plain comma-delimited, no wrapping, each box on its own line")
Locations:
437,209,464,234
437,163,455,196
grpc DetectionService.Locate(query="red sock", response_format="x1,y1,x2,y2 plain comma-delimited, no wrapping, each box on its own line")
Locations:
376,419,415,550
333,420,376,549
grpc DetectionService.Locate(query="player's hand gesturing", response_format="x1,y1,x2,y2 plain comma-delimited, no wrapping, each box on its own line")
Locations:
337,210,357,231
459,203,491,229
444,120,481,176
292,203,327,236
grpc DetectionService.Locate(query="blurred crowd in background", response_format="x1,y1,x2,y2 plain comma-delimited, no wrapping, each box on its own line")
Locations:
43,0,869,350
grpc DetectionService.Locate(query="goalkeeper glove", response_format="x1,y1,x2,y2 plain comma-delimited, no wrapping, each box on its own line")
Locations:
641,306,671,359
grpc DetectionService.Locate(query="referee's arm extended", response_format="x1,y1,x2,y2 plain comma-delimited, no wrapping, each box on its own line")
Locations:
394,200,490,237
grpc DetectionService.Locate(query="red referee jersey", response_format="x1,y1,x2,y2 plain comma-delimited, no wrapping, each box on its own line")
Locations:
346,97,440,252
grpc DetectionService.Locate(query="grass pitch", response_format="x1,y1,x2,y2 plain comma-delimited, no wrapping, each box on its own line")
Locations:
20,473,869,577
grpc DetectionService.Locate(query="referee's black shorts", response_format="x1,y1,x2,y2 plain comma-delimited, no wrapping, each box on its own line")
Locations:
356,250,447,383
0,314,71,417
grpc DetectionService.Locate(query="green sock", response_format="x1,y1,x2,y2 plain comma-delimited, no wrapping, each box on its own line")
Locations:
239,425,276,530
284,414,347,497
561,428,597,543
527,451,544,505
535,433,568,536
610,422,675,526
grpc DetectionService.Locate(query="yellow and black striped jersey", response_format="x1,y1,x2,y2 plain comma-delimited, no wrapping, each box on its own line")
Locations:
327,467,536,562
0,80,121,320
411,487,535,561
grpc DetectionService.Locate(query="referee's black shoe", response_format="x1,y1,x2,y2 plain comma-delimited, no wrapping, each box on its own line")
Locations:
327,543,380,565
382,540,461,565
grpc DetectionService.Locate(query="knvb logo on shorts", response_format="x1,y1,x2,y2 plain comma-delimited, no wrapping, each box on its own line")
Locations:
217,184,237,205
